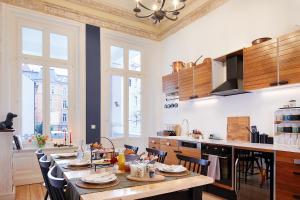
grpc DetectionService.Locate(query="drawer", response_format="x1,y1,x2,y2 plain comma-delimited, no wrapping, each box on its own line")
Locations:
276,151,300,164
276,189,300,200
160,139,178,148
148,142,160,150
177,146,201,159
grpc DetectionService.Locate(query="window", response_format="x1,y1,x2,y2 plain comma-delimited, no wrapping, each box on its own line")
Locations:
108,43,143,137
20,25,73,144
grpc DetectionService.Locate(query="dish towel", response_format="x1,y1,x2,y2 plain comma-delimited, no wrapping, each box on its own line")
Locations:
207,154,220,181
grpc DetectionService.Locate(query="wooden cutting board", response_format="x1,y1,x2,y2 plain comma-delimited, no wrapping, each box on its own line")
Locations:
227,116,250,142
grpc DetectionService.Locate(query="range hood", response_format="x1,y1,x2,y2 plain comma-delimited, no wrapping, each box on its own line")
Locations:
211,54,249,96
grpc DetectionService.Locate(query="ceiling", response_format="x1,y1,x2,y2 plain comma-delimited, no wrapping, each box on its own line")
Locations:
3,0,229,40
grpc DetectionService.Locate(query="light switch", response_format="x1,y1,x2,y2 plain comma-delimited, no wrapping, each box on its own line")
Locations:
91,124,96,129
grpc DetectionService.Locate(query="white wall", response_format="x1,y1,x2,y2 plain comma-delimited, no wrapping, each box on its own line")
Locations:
157,0,300,139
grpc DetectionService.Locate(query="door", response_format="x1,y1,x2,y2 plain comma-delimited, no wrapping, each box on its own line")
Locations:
243,39,278,90
278,30,300,85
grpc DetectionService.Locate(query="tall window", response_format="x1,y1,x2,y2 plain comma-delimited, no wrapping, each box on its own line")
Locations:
109,44,143,137
20,25,73,144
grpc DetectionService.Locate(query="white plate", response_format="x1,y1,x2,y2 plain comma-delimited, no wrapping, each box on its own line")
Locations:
157,164,187,173
80,172,117,184
55,153,77,158
68,160,90,167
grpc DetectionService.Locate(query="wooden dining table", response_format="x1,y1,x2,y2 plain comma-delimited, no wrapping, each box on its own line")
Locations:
51,153,214,200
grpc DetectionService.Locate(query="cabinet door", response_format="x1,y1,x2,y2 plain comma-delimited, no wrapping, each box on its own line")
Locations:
148,137,160,149
193,58,212,98
178,67,193,101
243,39,278,90
276,151,300,200
159,139,179,165
162,73,178,94
278,30,300,85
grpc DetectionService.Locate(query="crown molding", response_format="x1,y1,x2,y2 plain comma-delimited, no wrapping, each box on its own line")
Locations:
0,0,228,41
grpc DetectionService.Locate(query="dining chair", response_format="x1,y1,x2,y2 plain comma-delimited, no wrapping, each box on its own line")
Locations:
35,149,44,160
48,165,67,200
35,149,48,200
176,154,210,175
124,144,139,154
39,155,55,200
146,148,167,163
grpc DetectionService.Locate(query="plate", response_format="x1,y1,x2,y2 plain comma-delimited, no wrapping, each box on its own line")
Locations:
68,160,90,167
93,159,111,165
157,164,187,173
55,153,77,159
80,172,117,184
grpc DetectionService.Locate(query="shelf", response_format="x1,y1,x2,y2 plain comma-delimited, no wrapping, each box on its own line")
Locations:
279,107,300,110
275,132,300,135
275,121,300,124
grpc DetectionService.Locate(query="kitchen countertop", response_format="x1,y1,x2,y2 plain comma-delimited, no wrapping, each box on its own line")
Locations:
150,136,300,153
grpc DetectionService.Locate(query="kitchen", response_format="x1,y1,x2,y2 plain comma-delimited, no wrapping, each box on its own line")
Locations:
0,0,300,200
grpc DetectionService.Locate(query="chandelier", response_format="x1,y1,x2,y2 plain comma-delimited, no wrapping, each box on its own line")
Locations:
133,0,186,24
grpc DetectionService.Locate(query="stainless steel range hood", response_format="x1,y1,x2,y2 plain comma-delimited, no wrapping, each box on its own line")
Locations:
211,54,249,96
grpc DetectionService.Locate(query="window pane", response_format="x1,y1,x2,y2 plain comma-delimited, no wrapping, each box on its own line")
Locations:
110,46,124,69
50,67,68,144
50,33,68,60
128,77,141,136
21,64,43,140
111,75,124,137
129,50,141,71
22,27,43,56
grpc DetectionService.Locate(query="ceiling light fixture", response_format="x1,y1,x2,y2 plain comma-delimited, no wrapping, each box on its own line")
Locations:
133,0,186,24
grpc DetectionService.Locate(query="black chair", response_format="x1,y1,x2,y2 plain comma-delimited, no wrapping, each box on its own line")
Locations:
35,149,44,160
39,155,56,200
176,154,210,175
48,165,67,200
124,144,139,154
146,148,167,163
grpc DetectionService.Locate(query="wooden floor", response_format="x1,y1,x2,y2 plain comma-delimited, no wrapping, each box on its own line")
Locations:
16,183,223,200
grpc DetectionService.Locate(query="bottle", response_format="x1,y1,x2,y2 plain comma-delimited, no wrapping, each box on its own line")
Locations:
77,140,84,160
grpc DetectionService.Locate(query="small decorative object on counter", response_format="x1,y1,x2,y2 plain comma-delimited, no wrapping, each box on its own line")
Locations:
192,129,203,139
289,100,296,108
0,112,17,130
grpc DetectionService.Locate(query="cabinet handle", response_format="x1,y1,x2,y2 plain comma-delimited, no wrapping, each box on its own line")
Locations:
294,159,300,165
293,194,300,200
279,80,288,85
166,142,170,146
174,150,182,154
151,140,155,144
293,171,300,176
269,81,278,86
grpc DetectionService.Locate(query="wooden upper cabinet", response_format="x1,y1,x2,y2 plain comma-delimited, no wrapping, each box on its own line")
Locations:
193,58,212,98
162,72,178,94
278,30,300,85
178,67,193,101
243,38,278,90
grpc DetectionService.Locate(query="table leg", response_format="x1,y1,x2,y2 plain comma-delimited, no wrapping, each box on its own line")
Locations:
191,186,203,200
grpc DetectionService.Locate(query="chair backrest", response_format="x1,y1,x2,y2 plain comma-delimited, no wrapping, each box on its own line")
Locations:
39,155,55,200
48,165,66,200
176,154,210,175
35,149,44,160
124,144,139,154
146,148,167,163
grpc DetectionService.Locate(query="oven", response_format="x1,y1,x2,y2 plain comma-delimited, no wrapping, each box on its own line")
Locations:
201,143,234,190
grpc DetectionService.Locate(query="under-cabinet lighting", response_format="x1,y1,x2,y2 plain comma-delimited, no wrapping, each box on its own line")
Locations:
258,84,300,97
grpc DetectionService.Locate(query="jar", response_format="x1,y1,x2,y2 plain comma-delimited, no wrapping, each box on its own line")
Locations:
292,124,300,133
277,124,284,133
283,123,292,133
289,100,296,108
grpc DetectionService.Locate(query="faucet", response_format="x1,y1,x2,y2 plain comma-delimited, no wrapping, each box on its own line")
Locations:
181,119,190,137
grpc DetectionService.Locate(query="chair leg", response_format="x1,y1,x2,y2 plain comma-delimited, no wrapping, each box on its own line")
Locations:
44,190,48,200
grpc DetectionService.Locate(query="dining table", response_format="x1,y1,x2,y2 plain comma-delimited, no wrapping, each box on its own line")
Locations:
50,153,214,200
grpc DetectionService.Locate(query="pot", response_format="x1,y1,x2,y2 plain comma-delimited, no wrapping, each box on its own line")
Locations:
185,55,203,68
252,37,272,45
172,61,185,72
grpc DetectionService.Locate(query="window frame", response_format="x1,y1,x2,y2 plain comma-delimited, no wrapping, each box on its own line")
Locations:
105,39,144,139
16,18,75,142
